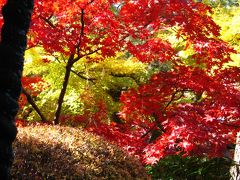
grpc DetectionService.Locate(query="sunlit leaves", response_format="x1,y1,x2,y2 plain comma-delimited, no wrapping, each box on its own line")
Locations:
119,65,240,164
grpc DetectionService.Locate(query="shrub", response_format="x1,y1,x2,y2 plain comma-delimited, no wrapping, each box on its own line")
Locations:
12,124,149,179
146,155,233,180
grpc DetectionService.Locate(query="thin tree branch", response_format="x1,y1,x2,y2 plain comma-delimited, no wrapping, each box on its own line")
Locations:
141,114,165,139
71,69,97,81
220,122,240,129
39,14,56,28
164,89,184,110
76,8,85,56
22,88,47,122
141,89,185,139
73,47,101,63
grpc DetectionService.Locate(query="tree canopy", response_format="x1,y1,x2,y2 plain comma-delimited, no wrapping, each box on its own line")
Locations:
1,0,239,170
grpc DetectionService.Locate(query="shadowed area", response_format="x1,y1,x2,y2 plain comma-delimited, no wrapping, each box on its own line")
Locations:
11,124,149,179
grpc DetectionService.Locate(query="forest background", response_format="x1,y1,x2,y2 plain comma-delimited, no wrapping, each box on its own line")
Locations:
2,0,240,178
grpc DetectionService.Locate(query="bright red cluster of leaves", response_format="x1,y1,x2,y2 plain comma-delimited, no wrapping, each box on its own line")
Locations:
22,76,46,95
29,0,126,58
0,0,234,64
14,0,233,65
119,66,240,164
19,76,46,109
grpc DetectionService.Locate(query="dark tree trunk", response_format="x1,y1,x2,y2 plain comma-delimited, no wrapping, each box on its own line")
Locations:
53,55,74,125
0,0,34,178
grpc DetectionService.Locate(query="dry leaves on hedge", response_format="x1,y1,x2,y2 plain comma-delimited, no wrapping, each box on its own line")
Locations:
12,124,149,179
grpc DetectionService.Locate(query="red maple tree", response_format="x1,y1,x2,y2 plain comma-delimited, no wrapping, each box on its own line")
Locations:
0,0,239,164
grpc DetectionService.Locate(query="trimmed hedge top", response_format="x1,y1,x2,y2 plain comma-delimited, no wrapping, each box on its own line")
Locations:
12,124,149,179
